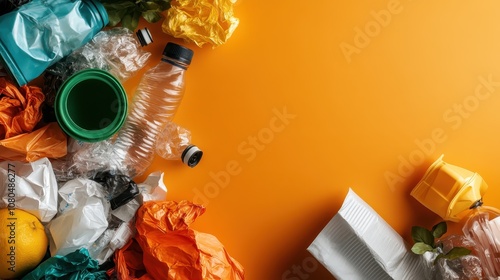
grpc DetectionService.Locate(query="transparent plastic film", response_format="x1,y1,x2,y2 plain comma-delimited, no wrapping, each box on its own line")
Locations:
44,27,151,107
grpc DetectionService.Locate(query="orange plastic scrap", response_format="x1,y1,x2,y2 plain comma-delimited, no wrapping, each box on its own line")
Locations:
162,0,240,47
133,200,245,280
0,77,45,139
109,238,155,280
0,122,67,162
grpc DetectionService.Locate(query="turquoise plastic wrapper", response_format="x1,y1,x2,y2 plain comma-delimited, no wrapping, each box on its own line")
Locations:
22,248,107,280
0,0,109,86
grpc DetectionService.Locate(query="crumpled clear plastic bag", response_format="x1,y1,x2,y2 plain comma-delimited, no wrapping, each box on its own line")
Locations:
110,200,245,280
422,235,483,280
43,27,151,107
0,77,44,139
22,248,108,280
51,139,114,183
0,122,67,162
162,0,240,47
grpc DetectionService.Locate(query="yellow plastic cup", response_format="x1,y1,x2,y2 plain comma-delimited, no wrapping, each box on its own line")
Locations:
411,155,488,222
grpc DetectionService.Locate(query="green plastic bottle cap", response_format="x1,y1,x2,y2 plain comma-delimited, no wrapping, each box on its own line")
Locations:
55,69,128,142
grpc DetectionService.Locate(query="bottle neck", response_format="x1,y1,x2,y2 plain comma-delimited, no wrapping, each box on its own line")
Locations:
470,198,484,209
161,56,190,70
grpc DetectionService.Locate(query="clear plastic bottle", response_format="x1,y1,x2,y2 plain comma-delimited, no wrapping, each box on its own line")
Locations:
462,202,500,278
156,121,203,167
112,42,194,177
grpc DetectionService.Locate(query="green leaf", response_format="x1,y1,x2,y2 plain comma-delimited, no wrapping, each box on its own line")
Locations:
101,0,171,30
411,226,434,247
433,253,445,265
102,1,136,11
105,8,125,26
411,242,434,255
443,247,471,260
142,10,162,23
156,0,171,10
121,13,133,31
431,221,447,238
433,247,471,265
144,1,161,10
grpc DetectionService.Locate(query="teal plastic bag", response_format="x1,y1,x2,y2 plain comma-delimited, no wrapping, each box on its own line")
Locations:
0,0,108,86
22,248,107,280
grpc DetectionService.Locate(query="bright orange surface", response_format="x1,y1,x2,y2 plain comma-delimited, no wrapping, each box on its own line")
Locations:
129,1,500,279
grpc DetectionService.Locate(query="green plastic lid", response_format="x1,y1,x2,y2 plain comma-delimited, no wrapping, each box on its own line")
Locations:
55,69,128,142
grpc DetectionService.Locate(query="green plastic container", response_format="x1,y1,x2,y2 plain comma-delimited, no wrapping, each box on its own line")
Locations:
55,69,128,142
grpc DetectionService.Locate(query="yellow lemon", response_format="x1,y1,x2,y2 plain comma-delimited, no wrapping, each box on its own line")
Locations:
0,208,48,279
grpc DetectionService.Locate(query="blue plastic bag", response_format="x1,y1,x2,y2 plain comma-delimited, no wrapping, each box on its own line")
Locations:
0,0,108,86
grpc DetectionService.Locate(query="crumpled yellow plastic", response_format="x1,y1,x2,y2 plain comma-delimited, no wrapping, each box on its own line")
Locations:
0,77,45,139
162,0,240,47
113,200,245,280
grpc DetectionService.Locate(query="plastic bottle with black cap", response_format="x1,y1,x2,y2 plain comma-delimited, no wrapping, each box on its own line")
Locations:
112,42,197,177
156,121,203,167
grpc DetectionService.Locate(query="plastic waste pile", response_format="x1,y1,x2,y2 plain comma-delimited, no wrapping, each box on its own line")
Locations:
308,154,500,280
410,155,500,279
0,0,242,279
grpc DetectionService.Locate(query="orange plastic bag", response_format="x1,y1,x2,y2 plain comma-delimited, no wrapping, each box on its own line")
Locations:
112,200,245,280
0,122,67,161
0,77,45,139
108,238,154,280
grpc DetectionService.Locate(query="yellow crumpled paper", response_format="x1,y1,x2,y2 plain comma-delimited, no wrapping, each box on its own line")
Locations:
162,0,240,47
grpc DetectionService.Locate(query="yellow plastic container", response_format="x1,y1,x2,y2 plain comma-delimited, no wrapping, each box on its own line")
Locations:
411,155,488,222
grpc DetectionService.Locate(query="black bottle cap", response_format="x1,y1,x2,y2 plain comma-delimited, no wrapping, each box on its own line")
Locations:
163,42,194,65
181,145,203,167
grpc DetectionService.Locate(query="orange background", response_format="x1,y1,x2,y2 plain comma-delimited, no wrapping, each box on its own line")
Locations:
128,1,500,279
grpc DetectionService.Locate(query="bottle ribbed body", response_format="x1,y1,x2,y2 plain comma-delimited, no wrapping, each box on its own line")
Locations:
112,58,187,177
462,206,500,278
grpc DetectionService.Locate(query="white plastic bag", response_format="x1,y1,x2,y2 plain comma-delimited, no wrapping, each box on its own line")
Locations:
91,171,167,264
47,178,110,256
0,157,58,223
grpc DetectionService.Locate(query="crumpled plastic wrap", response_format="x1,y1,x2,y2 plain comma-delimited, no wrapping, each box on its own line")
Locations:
422,235,483,280
162,0,240,47
51,139,114,183
0,77,44,139
43,27,151,107
111,200,245,280
22,248,108,280
0,122,67,162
